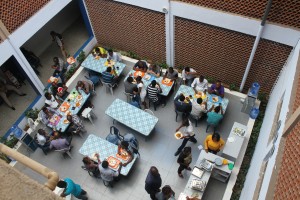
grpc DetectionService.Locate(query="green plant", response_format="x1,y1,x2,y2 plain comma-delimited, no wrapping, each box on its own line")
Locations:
229,83,239,91
156,61,169,69
177,65,184,73
65,64,77,80
24,108,39,120
206,76,216,83
0,135,18,163
76,51,86,63
127,51,139,60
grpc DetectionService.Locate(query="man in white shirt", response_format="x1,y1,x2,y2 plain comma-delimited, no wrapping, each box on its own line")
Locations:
99,160,122,187
36,129,51,155
45,92,59,108
174,119,197,156
191,75,208,92
107,49,121,62
181,67,197,86
191,98,207,118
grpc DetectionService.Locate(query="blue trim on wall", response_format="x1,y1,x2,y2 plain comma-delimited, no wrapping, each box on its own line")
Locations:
78,0,93,37
4,95,42,138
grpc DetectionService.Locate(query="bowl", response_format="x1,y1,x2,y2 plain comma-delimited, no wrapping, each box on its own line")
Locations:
215,158,223,166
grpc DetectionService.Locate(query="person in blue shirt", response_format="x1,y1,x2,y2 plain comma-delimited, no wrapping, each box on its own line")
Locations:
206,104,224,131
102,67,118,85
57,178,88,200
208,80,225,98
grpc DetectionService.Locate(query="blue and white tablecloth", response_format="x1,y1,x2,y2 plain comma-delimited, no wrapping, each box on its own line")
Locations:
174,85,229,113
48,88,90,132
105,99,158,136
81,54,126,75
78,134,137,176
124,70,174,96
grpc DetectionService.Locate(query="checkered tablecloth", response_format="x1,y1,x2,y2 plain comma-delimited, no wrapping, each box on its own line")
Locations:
78,134,137,176
48,88,90,132
105,99,158,136
124,70,173,96
81,54,126,75
174,85,229,113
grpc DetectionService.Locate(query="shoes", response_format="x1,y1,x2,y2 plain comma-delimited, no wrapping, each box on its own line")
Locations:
11,106,16,110
20,94,27,96
174,150,181,156
178,173,184,178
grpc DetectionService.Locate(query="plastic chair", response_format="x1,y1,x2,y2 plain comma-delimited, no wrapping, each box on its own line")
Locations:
189,114,201,127
81,107,97,124
28,118,36,131
206,123,217,133
55,146,72,159
103,82,117,95
144,109,155,116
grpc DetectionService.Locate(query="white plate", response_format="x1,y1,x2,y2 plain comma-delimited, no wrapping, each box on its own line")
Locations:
228,137,235,143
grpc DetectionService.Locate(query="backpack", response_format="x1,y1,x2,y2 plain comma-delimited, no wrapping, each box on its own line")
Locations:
123,133,139,156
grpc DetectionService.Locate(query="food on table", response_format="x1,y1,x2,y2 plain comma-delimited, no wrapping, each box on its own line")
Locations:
107,156,121,168
63,119,70,124
75,102,81,107
163,78,171,84
233,127,246,137
191,167,204,178
95,56,100,60
222,159,228,165
214,158,223,166
65,111,71,116
175,132,183,139
212,97,218,102
76,95,83,101
190,179,206,192
67,56,76,65
60,102,71,112
195,92,202,98
144,74,151,80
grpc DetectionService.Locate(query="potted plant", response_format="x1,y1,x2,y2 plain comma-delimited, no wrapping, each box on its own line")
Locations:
24,108,39,121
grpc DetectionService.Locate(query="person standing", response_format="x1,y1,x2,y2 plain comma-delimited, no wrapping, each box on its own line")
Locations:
204,132,225,154
57,178,88,200
181,67,197,86
177,147,192,178
0,80,26,110
174,119,197,156
145,166,162,200
155,185,175,200
50,31,68,59
136,76,147,109
99,160,121,187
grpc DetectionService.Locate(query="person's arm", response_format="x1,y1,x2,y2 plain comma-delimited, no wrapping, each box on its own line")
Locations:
204,135,209,153
208,105,214,112
175,122,185,132
219,86,225,98
163,71,168,79
95,153,101,164
117,144,122,155
191,78,197,89
219,138,225,150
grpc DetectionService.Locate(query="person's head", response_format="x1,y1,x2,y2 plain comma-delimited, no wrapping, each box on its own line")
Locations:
66,115,72,122
179,94,185,102
136,76,142,82
53,57,59,64
108,49,113,56
150,166,159,176
44,92,51,100
77,81,84,88
169,67,174,73
82,156,92,165
106,67,112,73
102,160,109,169
182,118,190,127
138,60,144,68
127,76,134,83
184,67,190,72
95,48,100,54
199,75,204,82
120,141,129,150
183,146,192,155
197,98,203,105
50,31,56,36
56,180,67,189
212,132,221,142
38,129,46,136
133,87,139,95
42,106,48,113
151,80,156,87
162,185,173,197
216,80,222,89
53,131,60,139
214,106,221,113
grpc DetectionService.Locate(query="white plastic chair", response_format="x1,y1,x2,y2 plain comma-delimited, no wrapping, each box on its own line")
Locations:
103,82,117,95
81,107,97,124
28,118,36,131
55,146,72,159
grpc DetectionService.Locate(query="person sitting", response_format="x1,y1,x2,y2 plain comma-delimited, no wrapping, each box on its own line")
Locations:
191,98,207,118
204,132,225,154
82,156,100,177
155,185,175,200
129,87,141,108
147,80,166,107
164,67,178,81
124,76,137,94
182,67,197,86
118,141,134,166
136,76,147,109
40,106,61,125
99,160,122,187
174,94,192,115
147,64,161,77
49,131,72,150
133,60,148,72
51,81,69,100
0,79,26,110
35,129,51,155
102,67,119,85
51,57,66,78
45,92,60,108
107,49,121,62
76,80,93,95
208,80,225,98
92,46,107,58
67,114,86,135
206,105,224,132
191,75,208,93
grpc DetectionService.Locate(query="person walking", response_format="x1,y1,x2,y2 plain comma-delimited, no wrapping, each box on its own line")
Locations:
0,80,26,110
174,119,197,156
145,166,162,200
50,31,68,59
177,146,192,178
57,178,88,200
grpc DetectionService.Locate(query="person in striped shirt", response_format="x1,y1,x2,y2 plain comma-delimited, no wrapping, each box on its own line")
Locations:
146,80,166,107
102,67,118,85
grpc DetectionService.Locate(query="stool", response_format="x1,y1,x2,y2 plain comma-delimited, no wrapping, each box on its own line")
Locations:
81,108,97,124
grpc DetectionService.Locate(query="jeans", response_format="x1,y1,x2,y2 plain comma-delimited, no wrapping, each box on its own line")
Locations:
176,135,197,153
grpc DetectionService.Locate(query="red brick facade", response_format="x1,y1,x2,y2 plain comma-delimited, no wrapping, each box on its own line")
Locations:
174,17,292,93
85,0,166,63
0,0,50,33
175,0,300,29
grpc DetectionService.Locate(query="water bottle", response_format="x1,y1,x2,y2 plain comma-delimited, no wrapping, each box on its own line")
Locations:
10,125,23,139
250,82,260,96
250,107,259,119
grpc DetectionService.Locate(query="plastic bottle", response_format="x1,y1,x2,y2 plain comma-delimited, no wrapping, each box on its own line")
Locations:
250,82,260,96
250,107,260,119
10,125,23,138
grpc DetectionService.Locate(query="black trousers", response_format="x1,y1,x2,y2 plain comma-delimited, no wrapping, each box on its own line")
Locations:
178,164,189,174
177,135,197,153
208,148,218,155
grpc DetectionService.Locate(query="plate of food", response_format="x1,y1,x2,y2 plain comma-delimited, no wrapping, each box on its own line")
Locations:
76,95,83,101
212,96,219,102
195,92,202,98
107,156,121,169
75,102,81,107
174,132,183,139
144,74,151,80
214,158,223,166
163,78,171,84
116,149,130,161
63,119,70,124
65,111,71,116
60,102,71,112
233,127,246,137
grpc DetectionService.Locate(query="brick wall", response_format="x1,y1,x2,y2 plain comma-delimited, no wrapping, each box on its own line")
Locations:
175,0,300,29
273,120,300,200
174,17,292,93
85,0,166,62
0,0,50,33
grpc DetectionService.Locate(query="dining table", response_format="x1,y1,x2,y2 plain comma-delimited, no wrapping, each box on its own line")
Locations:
47,88,90,132
124,70,174,96
79,134,137,176
81,54,126,75
174,85,229,113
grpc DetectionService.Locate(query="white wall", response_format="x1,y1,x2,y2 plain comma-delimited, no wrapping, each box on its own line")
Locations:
240,40,300,200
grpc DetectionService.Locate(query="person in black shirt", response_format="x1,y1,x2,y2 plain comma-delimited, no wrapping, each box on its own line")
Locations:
177,146,192,178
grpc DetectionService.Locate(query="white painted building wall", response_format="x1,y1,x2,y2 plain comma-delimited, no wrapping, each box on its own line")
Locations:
240,39,300,200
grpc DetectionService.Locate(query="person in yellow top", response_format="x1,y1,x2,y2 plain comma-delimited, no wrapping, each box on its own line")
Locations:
92,46,107,58
204,132,225,154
